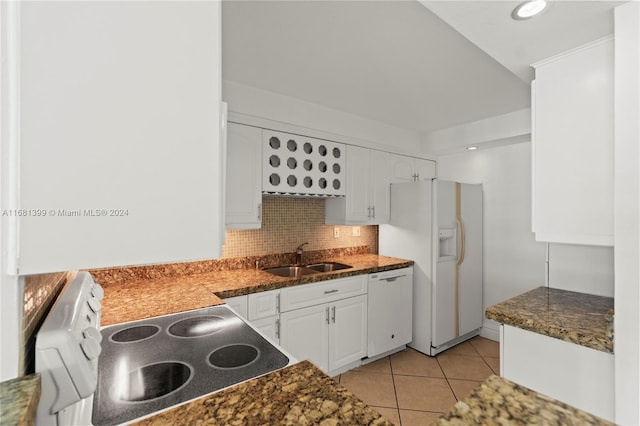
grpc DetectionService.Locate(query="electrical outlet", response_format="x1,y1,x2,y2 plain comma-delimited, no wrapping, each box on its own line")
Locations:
334,227,340,238
352,226,361,237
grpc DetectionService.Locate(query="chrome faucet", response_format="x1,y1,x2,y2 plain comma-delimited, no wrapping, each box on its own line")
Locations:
296,242,309,265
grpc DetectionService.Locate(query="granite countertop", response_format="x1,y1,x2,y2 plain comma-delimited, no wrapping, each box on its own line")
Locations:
91,251,409,425
485,287,614,353
133,360,392,426
99,253,412,326
0,374,40,426
436,374,613,426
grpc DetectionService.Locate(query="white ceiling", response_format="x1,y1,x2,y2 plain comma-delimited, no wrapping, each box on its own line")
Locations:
222,1,620,136
422,0,623,83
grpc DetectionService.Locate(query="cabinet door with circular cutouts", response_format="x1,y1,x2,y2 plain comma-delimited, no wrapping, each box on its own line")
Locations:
262,131,346,197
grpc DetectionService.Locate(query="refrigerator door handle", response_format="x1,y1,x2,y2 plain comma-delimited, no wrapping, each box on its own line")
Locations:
456,216,466,266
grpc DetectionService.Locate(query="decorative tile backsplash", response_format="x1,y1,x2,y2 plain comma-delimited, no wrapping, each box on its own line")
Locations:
222,196,377,258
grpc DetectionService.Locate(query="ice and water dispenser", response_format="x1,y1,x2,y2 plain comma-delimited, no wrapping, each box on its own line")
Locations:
438,227,458,261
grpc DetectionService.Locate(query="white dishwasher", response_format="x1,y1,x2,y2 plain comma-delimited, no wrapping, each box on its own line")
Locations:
367,267,413,358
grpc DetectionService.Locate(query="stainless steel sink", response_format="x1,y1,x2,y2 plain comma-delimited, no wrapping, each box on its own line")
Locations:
262,266,318,278
305,262,352,273
262,262,352,277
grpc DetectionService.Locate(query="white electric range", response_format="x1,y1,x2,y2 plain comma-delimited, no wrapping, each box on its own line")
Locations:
35,272,292,425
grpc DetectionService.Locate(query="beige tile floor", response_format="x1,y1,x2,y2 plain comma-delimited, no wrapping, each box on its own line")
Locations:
338,336,500,426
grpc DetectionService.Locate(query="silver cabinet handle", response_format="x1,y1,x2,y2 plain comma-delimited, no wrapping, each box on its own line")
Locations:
331,306,336,323
383,275,406,282
275,318,280,338
372,206,375,219
326,307,330,324
324,289,339,294
367,206,371,218
257,203,262,221
276,293,280,312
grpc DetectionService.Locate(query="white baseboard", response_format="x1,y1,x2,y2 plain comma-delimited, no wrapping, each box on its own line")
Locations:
481,319,501,342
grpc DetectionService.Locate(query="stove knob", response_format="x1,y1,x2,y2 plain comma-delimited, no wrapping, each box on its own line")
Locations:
87,296,101,313
83,327,103,343
91,283,105,301
80,334,101,360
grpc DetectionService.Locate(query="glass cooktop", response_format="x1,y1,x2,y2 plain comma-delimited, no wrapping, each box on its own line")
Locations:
92,305,289,426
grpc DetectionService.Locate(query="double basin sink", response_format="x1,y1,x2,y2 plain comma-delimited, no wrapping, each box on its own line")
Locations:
263,262,352,278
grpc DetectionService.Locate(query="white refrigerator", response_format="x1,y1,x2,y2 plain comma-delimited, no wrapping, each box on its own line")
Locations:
379,180,483,356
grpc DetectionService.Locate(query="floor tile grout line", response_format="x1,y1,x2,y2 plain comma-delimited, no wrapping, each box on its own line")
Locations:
388,354,403,425
479,354,499,376
339,342,500,424
436,354,464,402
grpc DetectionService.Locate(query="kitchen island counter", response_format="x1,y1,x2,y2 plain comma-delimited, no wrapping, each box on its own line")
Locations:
485,286,614,353
133,360,391,426
96,253,412,326
436,374,613,426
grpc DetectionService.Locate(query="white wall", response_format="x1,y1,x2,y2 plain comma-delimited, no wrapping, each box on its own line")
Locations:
548,243,614,297
437,142,546,339
223,80,424,156
614,2,640,424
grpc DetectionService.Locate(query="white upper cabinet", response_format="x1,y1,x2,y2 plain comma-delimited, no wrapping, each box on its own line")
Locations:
325,146,390,225
226,123,262,229
389,153,436,183
6,1,224,274
532,38,614,246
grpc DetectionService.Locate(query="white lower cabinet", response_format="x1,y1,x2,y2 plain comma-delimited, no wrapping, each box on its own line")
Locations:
248,289,280,320
250,316,280,344
280,294,367,375
328,295,368,372
501,324,614,422
280,303,330,371
223,295,248,319
247,289,281,344
223,293,280,343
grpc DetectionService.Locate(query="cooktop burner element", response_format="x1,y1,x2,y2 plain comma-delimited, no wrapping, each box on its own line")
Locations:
209,344,259,369
168,315,225,338
93,305,290,426
111,325,160,343
115,362,192,402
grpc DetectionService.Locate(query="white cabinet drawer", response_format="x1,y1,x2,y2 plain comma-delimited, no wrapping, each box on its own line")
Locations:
248,289,280,321
280,275,367,312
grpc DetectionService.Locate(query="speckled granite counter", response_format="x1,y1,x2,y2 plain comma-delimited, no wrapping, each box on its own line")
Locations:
98,253,412,326
485,287,614,353
0,374,40,426
92,250,409,425
436,375,613,426
133,360,392,426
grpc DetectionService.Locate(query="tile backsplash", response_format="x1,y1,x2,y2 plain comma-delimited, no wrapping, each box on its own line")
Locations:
222,196,377,258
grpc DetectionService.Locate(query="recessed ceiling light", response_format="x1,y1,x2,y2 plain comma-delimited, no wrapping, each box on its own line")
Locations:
466,146,479,151
512,0,548,20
